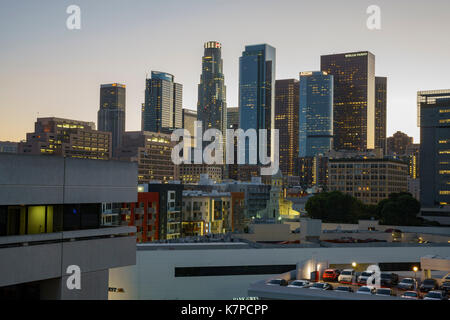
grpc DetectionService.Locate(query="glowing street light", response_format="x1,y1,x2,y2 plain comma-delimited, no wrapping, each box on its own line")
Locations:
352,262,357,268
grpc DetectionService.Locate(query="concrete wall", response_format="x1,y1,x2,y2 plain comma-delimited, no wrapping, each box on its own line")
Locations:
108,244,450,300
0,154,138,205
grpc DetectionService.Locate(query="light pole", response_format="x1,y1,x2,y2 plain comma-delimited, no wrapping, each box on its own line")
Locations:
413,266,418,290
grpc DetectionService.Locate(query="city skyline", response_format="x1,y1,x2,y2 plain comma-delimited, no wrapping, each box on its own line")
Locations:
1,0,450,143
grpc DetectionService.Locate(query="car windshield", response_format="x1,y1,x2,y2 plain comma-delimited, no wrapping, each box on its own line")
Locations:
324,271,334,274
423,279,435,285
358,287,370,292
341,271,352,275
269,280,281,284
292,281,305,286
377,289,390,295
401,278,413,283
427,292,440,298
336,287,349,291
313,283,325,288
380,273,391,279
403,292,417,297
361,272,373,277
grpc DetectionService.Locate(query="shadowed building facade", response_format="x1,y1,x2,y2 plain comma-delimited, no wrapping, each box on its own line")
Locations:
375,77,387,154
98,83,126,154
142,71,182,133
418,90,450,209
275,79,299,176
321,51,375,152
239,44,276,166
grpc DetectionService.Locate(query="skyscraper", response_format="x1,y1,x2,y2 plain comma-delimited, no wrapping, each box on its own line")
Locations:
299,71,333,158
197,41,227,134
239,44,276,164
321,51,375,151
418,90,450,209
375,77,387,154
275,79,299,176
98,83,126,153
142,71,182,133
227,107,239,130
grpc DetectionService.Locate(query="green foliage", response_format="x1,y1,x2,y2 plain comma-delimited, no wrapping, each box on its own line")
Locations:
305,191,366,223
376,192,421,226
305,191,423,226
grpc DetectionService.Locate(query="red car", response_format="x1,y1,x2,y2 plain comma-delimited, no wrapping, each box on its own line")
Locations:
322,269,340,282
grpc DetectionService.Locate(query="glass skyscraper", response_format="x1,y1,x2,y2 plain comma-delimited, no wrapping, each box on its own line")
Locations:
275,79,299,176
321,51,375,151
375,77,387,154
197,41,227,134
239,44,276,164
299,71,333,157
142,71,182,133
98,83,126,154
418,90,450,209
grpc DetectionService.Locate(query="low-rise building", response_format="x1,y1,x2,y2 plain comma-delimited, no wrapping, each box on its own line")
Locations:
328,158,408,204
115,131,177,184
18,117,111,160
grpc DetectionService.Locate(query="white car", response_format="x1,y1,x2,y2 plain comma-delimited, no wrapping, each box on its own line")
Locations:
401,291,420,300
338,269,356,284
357,286,375,295
424,290,448,300
287,280,311,288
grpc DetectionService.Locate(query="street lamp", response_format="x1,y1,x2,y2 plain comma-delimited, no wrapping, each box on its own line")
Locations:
352,262,357,268
413,266,418,284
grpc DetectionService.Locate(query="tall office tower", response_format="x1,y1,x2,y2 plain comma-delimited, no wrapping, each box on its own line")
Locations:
299,71,334,158
418,90,450,209
239,44,276,165
98,83,126,154
197,41,227,135
227,107,239,129
19,117,112,160
142,71,183,133
387,131,414,155
182,108,198,147
226,107,240,180
321,51,375,151
275,79,299,176
375,77,387,154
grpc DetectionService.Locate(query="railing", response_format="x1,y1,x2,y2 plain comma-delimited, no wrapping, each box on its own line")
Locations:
0,226,137,249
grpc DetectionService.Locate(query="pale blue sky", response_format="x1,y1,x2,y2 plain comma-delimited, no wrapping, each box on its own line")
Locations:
1,0,449,142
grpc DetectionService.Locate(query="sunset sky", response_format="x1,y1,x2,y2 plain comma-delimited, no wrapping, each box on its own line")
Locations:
1,0,449,142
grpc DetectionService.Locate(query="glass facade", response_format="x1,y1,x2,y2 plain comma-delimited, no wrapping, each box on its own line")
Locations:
418,90,450,208
197,41,227,134
239,44,276,163
275,79,299,176
142,71,182,133
299,71,333,157
98,83,126,153
375,77,387,154
321,51,375,151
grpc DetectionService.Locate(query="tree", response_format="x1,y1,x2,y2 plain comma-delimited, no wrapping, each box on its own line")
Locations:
377,192,421,226
305,191,365,223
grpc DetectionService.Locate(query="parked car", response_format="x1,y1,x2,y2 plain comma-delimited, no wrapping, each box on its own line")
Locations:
440,281,450,293
420,278,439,292
397,278,418,291
322,269,340,282
424,290,448,300
380,272,399,287
287,280,311,288
376,288,395,297
358,271,375,285
401,291,421,300
335,286,354,293
309,282,333,290
338,269,356,284
356,286,375,295
266,279,288,286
